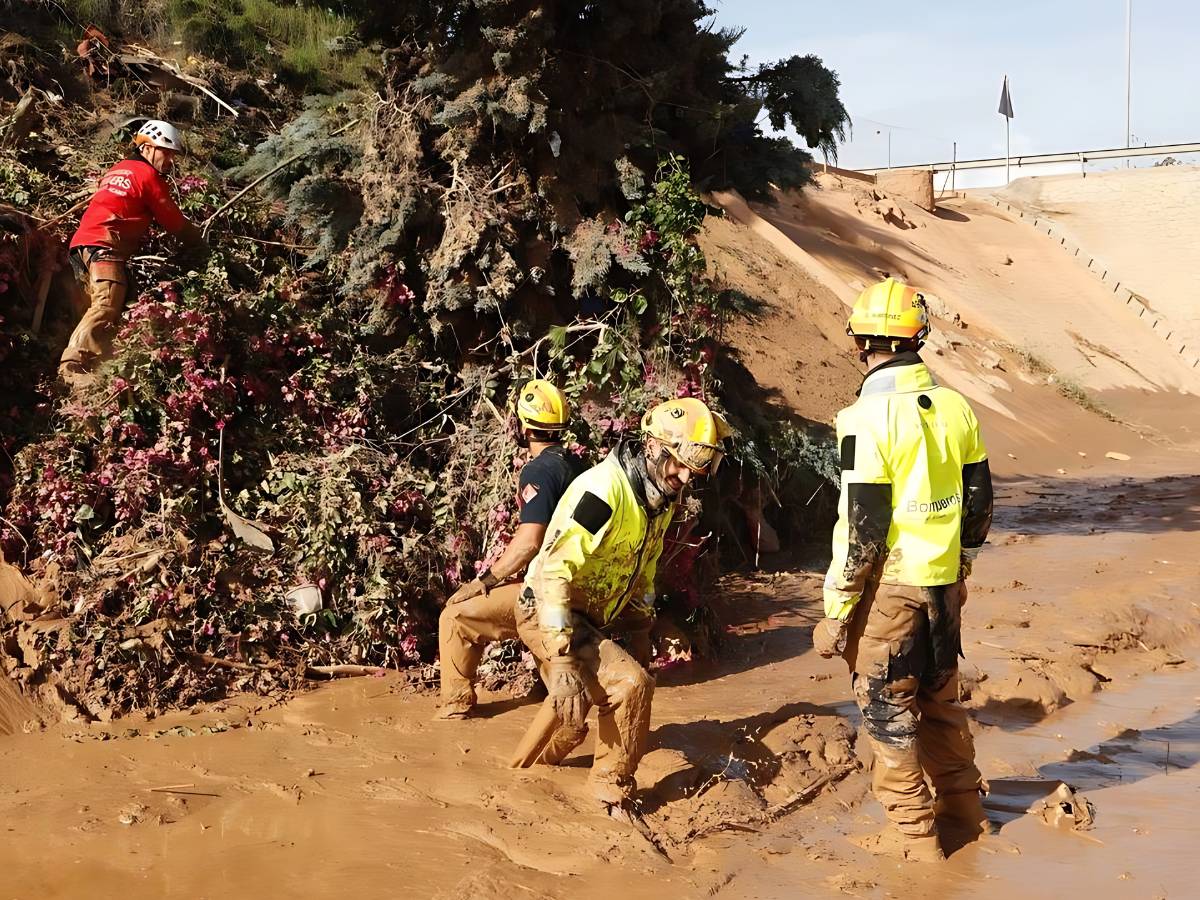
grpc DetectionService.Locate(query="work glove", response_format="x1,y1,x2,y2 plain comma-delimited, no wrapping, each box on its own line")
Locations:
445,577,487,606
959,545,982,579
812,617,849,658
177,221,212,267
546,655,588,728
957,578,969,610
224,257,258,288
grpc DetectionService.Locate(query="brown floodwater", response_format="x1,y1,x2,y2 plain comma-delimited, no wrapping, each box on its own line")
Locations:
2,473,1198,898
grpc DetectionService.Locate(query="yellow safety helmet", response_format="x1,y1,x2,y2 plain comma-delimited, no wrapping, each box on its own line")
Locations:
641,397,733,475
846,277,930,345
515,379,570,431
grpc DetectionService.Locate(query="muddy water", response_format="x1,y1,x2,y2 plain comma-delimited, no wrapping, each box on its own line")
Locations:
710,653,1200,899
966,667,1200,898
2,474,1199,898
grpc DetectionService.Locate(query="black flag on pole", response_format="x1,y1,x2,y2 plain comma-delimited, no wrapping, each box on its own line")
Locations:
998,75,1014,119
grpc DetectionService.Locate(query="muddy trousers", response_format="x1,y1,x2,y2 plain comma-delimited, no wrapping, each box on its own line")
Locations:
510,600,654,803
438,583,523,708
60,248,129,372
845,581,983,838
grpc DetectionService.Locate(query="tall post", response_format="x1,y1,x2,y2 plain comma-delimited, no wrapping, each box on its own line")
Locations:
1005,118,1010,184
1125,0,1133,158
951,141,956,192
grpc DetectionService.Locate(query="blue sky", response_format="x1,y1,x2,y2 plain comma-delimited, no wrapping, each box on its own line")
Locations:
711,0,1200,169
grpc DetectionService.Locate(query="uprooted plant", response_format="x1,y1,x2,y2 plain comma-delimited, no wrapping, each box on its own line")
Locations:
0,4,849,719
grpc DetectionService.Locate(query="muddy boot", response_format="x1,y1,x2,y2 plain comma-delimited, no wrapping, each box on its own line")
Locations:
58,358,97,392
509,697,589,767
851,824,945,863
588,772,636,809
934,789,991,839
433,696,475,720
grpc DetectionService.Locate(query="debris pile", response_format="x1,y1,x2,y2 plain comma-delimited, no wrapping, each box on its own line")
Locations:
0,7,848,720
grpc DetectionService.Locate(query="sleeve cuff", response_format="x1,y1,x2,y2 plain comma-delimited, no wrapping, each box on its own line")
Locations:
823,588,860,621
960,544,982,578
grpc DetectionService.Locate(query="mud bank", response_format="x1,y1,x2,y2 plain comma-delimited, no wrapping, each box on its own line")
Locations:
2,467,1198,898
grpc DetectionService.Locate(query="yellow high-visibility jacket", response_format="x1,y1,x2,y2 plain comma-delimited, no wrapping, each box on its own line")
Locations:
526,446,674,641
824,355,993,620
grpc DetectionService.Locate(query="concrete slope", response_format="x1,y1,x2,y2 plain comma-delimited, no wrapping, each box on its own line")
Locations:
998,166,1200,357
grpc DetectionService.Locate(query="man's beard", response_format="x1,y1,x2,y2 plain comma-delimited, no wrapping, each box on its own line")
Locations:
618,439,675,514
643,446,681,509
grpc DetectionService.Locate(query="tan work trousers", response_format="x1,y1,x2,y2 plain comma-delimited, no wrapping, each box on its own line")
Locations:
510,596,654,803
438,582,523,708
60,249,129,370
844,580,982,837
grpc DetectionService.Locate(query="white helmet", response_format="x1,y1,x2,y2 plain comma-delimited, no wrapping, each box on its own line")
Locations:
134,119,184,152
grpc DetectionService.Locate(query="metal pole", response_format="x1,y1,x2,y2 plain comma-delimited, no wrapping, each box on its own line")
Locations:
952,141,956,192
1005,118,1010,184
1125,0,1133,152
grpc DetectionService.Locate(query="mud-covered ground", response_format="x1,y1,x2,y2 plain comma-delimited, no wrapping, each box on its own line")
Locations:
2,467,1197,899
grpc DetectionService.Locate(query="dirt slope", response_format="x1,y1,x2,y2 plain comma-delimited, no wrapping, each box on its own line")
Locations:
699,211,861,426
751,172,1200,452
702,180,1198,477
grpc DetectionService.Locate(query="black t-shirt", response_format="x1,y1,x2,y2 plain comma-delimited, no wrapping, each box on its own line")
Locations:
517,445,587,526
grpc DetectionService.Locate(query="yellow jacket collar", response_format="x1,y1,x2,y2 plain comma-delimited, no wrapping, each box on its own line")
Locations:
859,355,937,398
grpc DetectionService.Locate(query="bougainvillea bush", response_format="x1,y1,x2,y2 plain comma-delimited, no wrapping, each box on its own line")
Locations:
0,150,818,719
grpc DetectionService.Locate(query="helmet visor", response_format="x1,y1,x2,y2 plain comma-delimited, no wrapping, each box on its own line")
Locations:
668,439,724,475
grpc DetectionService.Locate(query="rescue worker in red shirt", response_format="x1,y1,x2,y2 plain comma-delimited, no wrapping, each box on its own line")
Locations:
60,119,208,385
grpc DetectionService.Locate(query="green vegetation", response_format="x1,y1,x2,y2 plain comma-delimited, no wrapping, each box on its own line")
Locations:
168,0,373,87
55,0,374,89
993,341,1118,422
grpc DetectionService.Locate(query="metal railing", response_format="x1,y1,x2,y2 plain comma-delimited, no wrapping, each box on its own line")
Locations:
857,141,1200,176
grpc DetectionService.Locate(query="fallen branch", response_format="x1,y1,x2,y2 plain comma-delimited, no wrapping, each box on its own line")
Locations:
184,652,278,673
305,664,388,678
766,765,856,819
978,640,1053,663
215,230,318,251
201,117,362,237
34,196,90,232
29,265,53,335
609,804,672,861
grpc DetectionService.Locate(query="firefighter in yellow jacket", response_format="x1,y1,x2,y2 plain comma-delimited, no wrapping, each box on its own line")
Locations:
815,278,994,863
510,398,731,809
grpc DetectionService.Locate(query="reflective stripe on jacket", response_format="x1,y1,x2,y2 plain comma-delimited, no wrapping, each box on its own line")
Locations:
526,450,674,633
824,356,993,620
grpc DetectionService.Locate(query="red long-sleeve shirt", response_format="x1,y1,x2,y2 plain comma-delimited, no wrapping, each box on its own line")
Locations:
70,157,187,259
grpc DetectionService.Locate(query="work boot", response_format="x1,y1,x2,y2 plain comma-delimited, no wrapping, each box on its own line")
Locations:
934,790,991,840
58,360,97,392
851,825,945,863
433,693,475,720
588,772,635,809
